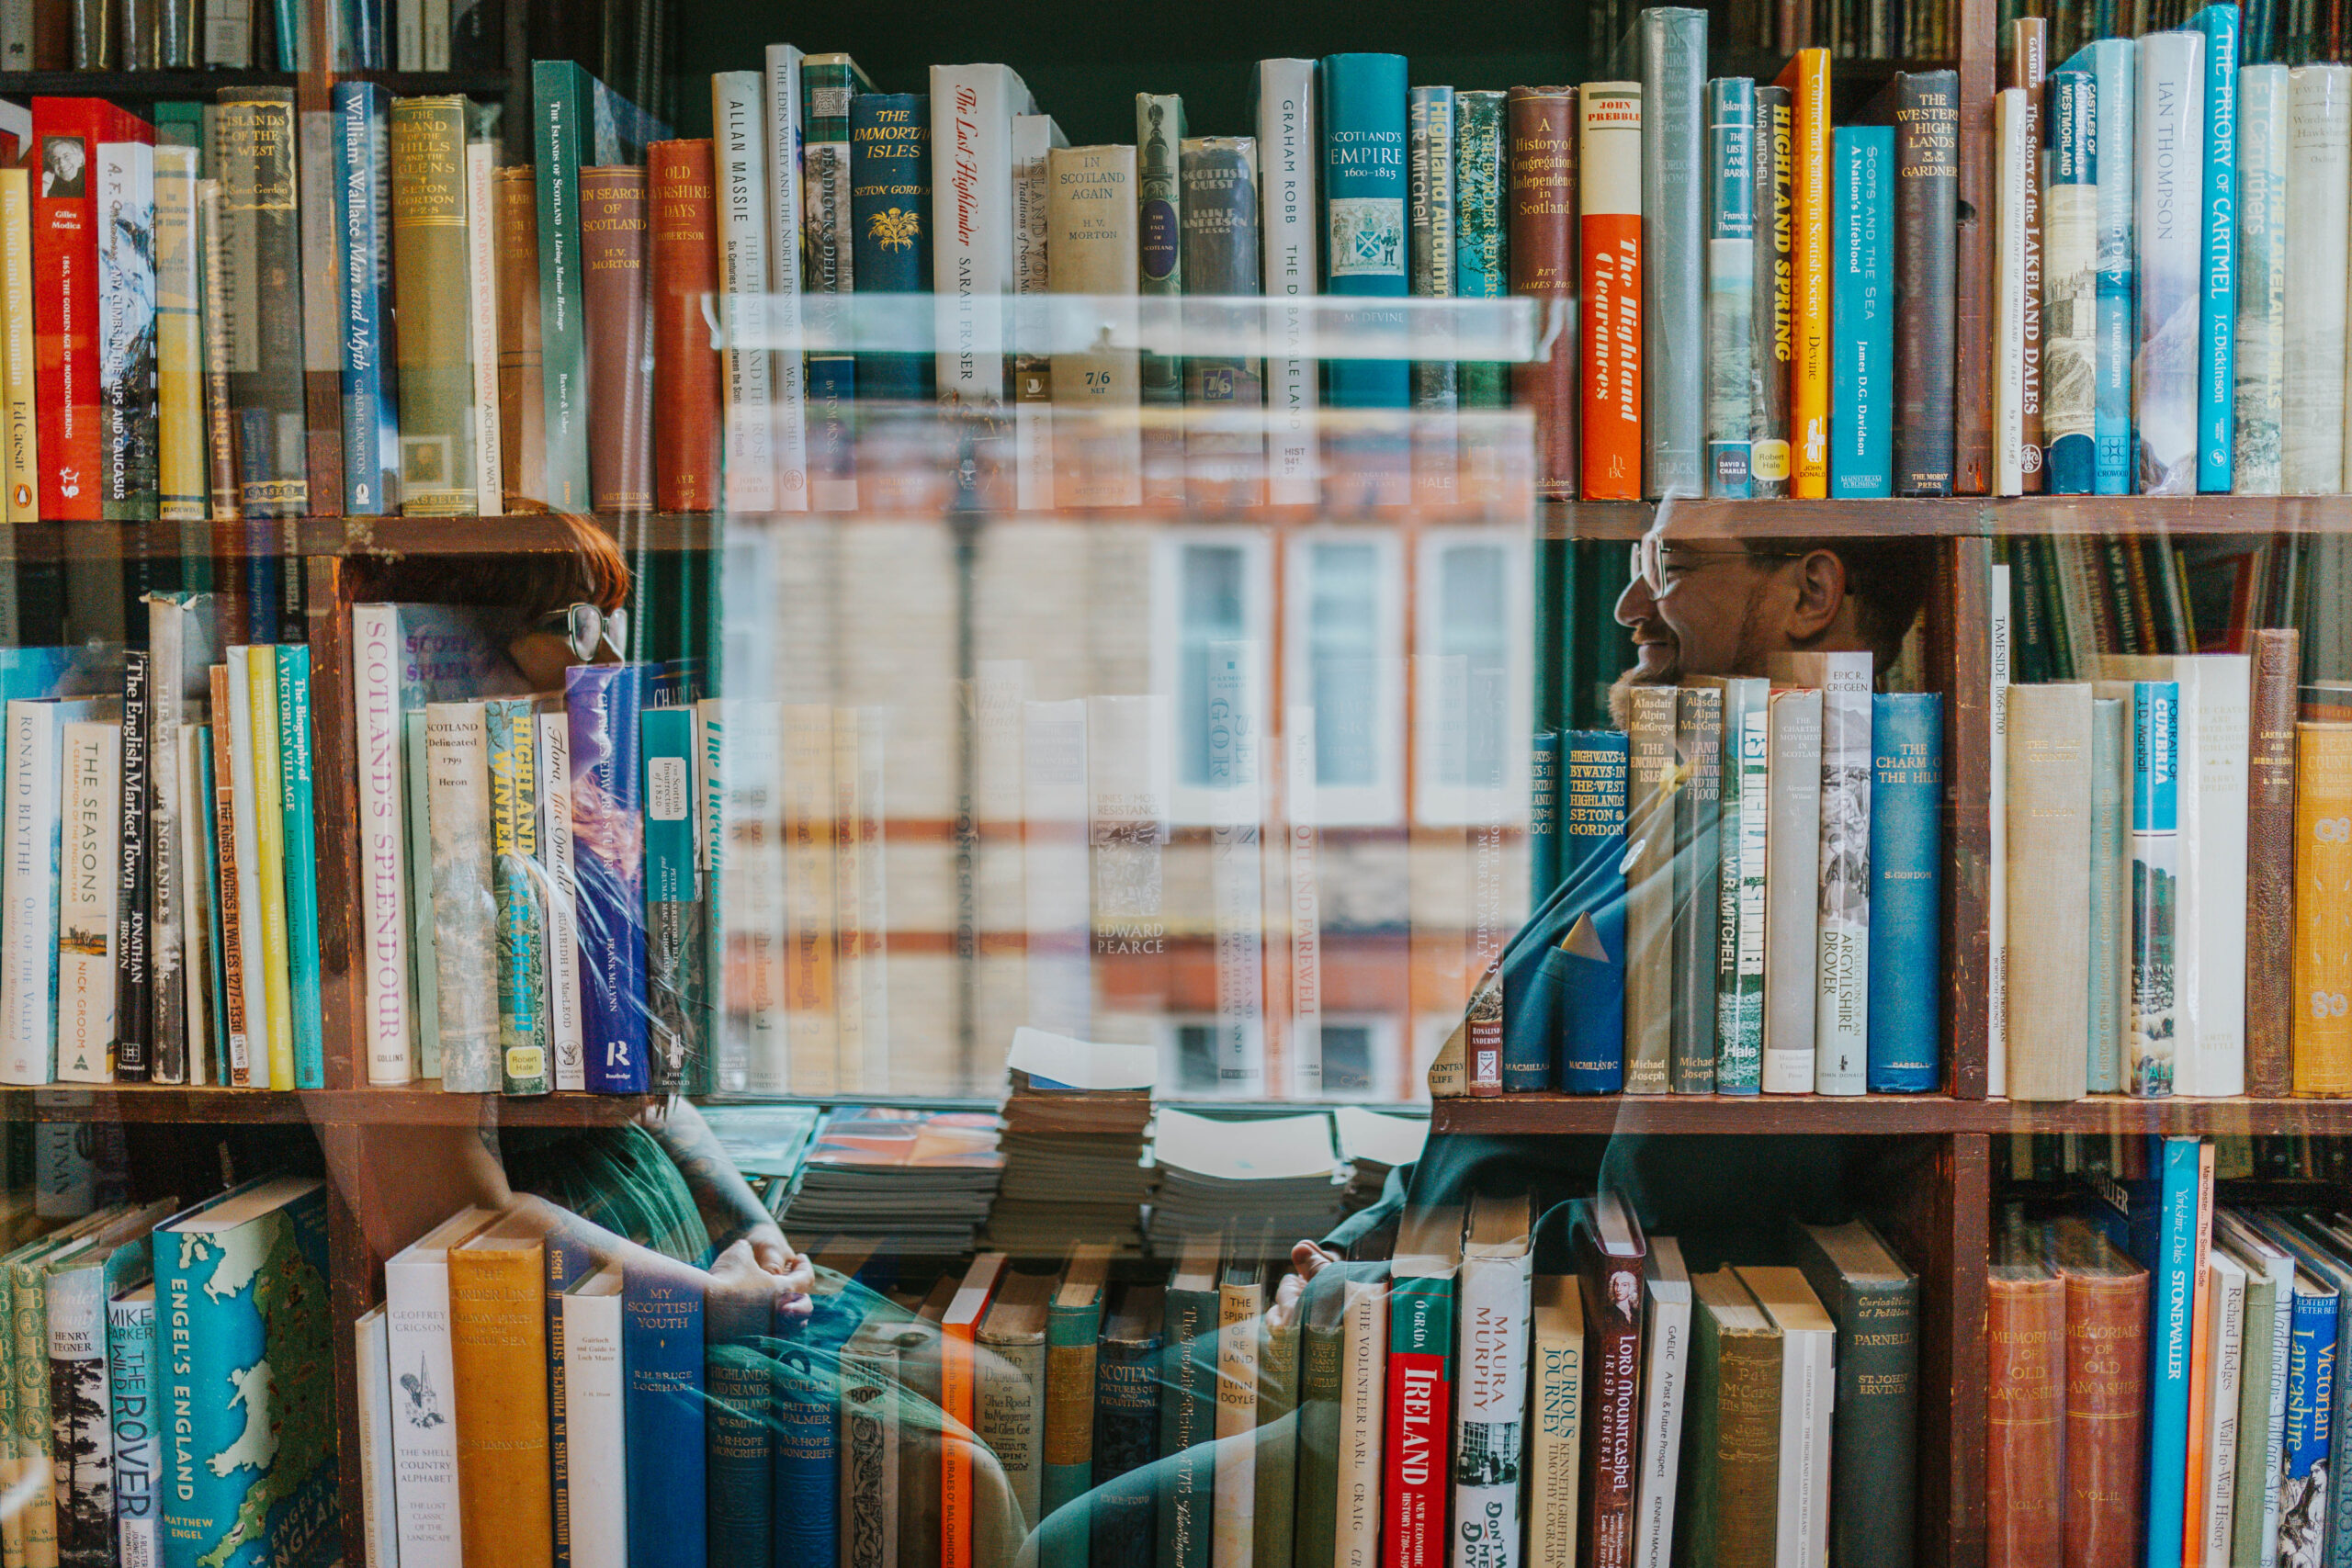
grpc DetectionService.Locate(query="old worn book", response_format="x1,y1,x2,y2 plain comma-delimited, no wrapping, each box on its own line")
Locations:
1334,1265,1388,1568
1677,1269,1779,1568
390,95,477,515
2247,627,2302,1096
2086,697,2129,1093
1880,71,1959,496
1987,1258,2065,1568
1047,144,1140,508
1212,1252,1265,1568
1792,1221,1917,1568
2044,1218,2145,1568
2002,18,2048,492
1507,85,1577,500
1762,686,1822,1093
1735,1268,1831,1568
2294,723,2352,1093
1529,1276,1584,1568
647,141,718,513
449,1216,553,1568
210,89,308,520
1764,650,1871,1095
2005,682,2092,1101
1623,685,1677,1094
2282,64,2349,494
1670,684,1724,1093
492,164,546,504
1182,134,1263,508
578,164,653,512
1253,1277,1298,1568
1638,7,1705,498
1040,1245,1110,1557
977,1268,1055,1538
1091,1282,1163,1568
2234,65,2289,496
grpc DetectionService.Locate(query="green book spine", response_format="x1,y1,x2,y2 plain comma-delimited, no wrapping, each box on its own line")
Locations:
1453,89,1508,408
1290,1280,1342,1568
1795,1240,1917,1568
1136,93,1186,419
389,94,476,516
1252,1313,1298,1568
1040,1290,1103,1568
276,644,323,1089
641,705,702,1095
534,61,592,509
2232,1269,2279,1568
1675,1295,1726,1568
485,696,549,1094
1158,1283,1216,1568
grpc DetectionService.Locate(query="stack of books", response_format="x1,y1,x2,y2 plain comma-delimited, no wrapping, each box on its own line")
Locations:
769,1105,1006,1254
983,1069,1153,1256
1333,1105,1430,1216
1503,660,1945,1098
1144,1109,1349,1252
698,1101,824,1182
0,598,326,1089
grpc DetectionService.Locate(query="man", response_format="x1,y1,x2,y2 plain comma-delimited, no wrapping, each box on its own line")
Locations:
1287,516,1939,1286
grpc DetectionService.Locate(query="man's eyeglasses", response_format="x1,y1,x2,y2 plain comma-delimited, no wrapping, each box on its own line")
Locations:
532,603,630,663
1626,538,1810,597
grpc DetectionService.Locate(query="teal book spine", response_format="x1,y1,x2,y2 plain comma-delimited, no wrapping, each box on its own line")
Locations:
801,55,873,505
484,697,549,1096
696,705,729,1090
2190,6,2241,491
775,1292,867,1568
1529,730,1560,902
2086,697,2129,1092
401,708,442,1080
2096,1137,2199,1568
1317,53,1409,409
199,728,230,1077
2071,39,2138,495
1157,1284,1217,1568
1705,76,1756,496
1832,125,1894,497
640,705,703,1095
2129,681,2180,1098
2046,66,2099,494
276,644,323,1089
623,1266,707,1568
157,1183,336,1568
1453,89,1508,409
1041,1290,1105,1564
1865,692,1943,1091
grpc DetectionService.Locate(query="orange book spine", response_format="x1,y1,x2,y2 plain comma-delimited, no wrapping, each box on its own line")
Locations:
1780,49,1831,495
448,1243,554,1568
1988,1265,2066,1568
2294,723,2352,1094
2063,1267,2149,1568
940,1319,978,1568
2179,1147,2218,1564
1578,83,1642,501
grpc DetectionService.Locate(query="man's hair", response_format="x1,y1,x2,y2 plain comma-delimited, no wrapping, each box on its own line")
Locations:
363,511,633,623
1752,534,1935,665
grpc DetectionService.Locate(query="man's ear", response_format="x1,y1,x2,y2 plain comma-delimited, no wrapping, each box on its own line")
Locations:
1786,547,1847,641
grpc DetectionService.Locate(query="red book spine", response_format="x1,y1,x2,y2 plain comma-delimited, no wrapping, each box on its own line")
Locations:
1578,85,1641,502
579,164,653,513
1381,1273,1453,1568
1579,1253,1642,1568
2246,626,2301,1096
1508,86,1578,502
2064,1268,2150,1568
649,139,720,513
32,97,108,521
1988,1267,2066,1568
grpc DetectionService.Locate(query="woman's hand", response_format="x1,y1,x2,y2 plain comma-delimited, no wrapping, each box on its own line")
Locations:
742,1224,818,1314
1292,1237,1340,1281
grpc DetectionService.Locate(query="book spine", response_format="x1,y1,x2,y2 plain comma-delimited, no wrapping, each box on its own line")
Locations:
1529,1300,1582,1568
334,83,397,514
2046,68,2100,493
538,713,584,1092
1092,1327,1160,1567
2,165,36,523
848,94,931,405
485,697,548,1094
1528,731,1559,905
2199,1258,2248,1563
1672,685,1723,1094
578,165,653,513
389,95,476,516
1996,88,2029,495
56,721,119,1085
1256,1315,1298,1568
298,108,344,515
2131,682,2183,1096
1705,78,1755,497
1724,695,1769,1093
642,705,701,1093
44,1272,109,1568
2006,682,2092,1100
1788,51,1831,495
1136,89,1187,509
214,91,308,519
763,44,810,511
2087,697,2130,1094
2140,1139,2204,1563
1578,84,1642,500
114,655,153,1081
196,181,238,527
1318,54,1409,414
1891,71,1959,495
2284,64,2351,496
277,647,323,1088
1623,687,1675,1094
2063,1269,2149,1568
2192,6,2239,492
2247,627,2300,1094
621,1270,706,1568
1182,136,1267,507
533,62,591,510
1408,85,1460,512
1254,60,1319,505
1582,1258,1639,1568
1815,655,1871,1094
2006,20,2050,492
1042,1299,1101,1554
32,99,104,520
244,649,295,1089
2135,32,2208,497
350,605,413,1085
839,1331,900,1568
1451,1253,1530,1568
1012,114,1057,513
709,71,776,513
208,671,251,1086
705,1285,775,1568
153,142,203,523
424,702,498,1092
462,141,501,516
1865,693,1942,1091
1506,85,1577,500
2294,721,2352,1092
108,1291,157,1568
569,665,650,1092
1553,734,1629,1094
1639,6,1704,498
403,709,441,1080
804,60,860,512
449,1243,554,1568
1751,87,1792,495
96,124,158,517
2089,41,2139,497
1161,1288,1216,1568
563,1287,624,1568
148,610,189,1085
2281,1287,2336,1568
647,141,719,513
1831,127,1894,497
1334,1279,1386,1568
1212,1284,1261,1568
2234,65,2289,495
1295,1301,1341,1568
1764,690,1823,1093
1987,1271,2066,1568
492,164,545,504
1383,1270,1453,1568
932,63,1021,464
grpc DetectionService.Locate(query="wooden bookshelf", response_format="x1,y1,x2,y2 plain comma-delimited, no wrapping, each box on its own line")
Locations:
0,67,511,96
1544,492,2352,538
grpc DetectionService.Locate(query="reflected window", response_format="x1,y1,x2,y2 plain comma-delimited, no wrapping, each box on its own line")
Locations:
1283,532,1405,826
1415,530,1532,826
1152,531,1272,825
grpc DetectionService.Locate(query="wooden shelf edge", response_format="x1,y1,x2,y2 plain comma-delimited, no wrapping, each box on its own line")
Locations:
1429,1092,1977,1134
0,1085,656,1124
1544,493,2352,539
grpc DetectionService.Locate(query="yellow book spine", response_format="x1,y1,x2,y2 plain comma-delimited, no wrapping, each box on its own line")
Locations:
1,166,35,524
2294,722,2352,1094
155,145,206,524
1790,48,1831,497
246,647,297,1089
448,1244,554,1568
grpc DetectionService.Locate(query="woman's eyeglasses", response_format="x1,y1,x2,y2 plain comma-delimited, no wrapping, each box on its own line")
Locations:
534,603,630,663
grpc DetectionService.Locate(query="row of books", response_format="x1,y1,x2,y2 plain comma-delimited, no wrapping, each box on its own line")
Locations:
0,1174,336,1568
355,1192,1919,1568
7,0,504,71
1464,652,1944,1097
0,616,326,1089
2015,0,2352,62
1989,1137,2352,1568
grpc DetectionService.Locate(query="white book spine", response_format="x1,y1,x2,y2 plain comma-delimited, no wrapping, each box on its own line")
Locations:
1012,112,1057,512
2282,65,2350,495
1996,88,2030,495
465,141,503,518
1814,652,1872,1094
424,702,496,1093
1452,1248,1532,1568
537,711,584,1091
1987,562,2011,1097
1286,712,1322,1099
1208,640,1266,1093
2200,1250,2247,1564
2261,1249,2293,1568
2235,65,2290,497
56,720,119,1083
1763,688,1823,1094
177,724,212,1082
3,702,68,1083
299,112,340,387
2134,30,2207,497
351,605,414,1085
1334,1276,1387,1568
711,71,779,513
383,1251,467,1568
224,663,266,1087
764,44,811,511
1778,1327,1833,1568
932,63,1025,408
1632,1279,1690,1568
2180,655,2250,1097
1257,58,1321,505
355,1308,400,1568
563,1287,626,1568
1022,699,1092,1039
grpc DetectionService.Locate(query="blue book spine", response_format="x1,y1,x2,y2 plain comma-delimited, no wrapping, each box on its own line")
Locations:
1832,126,1895,497
1157,1286,1217,1568
1318,53,1410,410
277,646,324,1089
849,94,933,405
2075,39,2139,494
1555,730,1628,1094
334,82,398,514
156,1188,336,1568
544,1233,596,1568
2102,1135,2198,1568
1706,77,1758,497
107,1288,159,1568
568,663,650,1092
2284,1282,2338,1557
1865,693,1942,1091
1090,1319,1160,1565
640,705,701,1094
2191,6,2241,491
773,1294,862,1568
623,1267,707,1568
2048,67,2100,494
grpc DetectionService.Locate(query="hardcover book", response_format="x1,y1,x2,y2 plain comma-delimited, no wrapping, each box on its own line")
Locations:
1866,693,1941,1091
493,164,544,503
2133,30,2209,495
578,165,653,513
2188,5,2239,493
1704,77,1756,496
2044,66,2099,493
1762,687,1822,1094
1318,54,1410,420
448,1217,552,1568
2282,65,2348,494
567,662,650,1093
1677,1269,1780,1568
2005,682,2091,1101
334,83,398,513
95,114,157,521
1638,7,1706,498
763,44,812,513
848,94,931,406
212,89,308,520
1091,1283,1163,1568
2087,697,2130,1093
1830,126,1893,498
484,698,549,1094
930,62,1038,506
1792,1221,1918,1568
1452,1195,1531,1568
1255,59,1320,504
2234,65,2288,495
707,1254,777,1567
32,98,115,521
1670,683,1724,1094
621,1266,706,1568
1987,1258,2065,1568
1528,1276,1583,1568
1632,1239,1691,1568
1776,50,1832,494
1579,83,1642,501
1136,90,1185,510
1385,1205,1463,1568
1882,71,1959,495
1506,85,1577,501
1751,86,1792,495
424,699,497,1092
648,141,718,512
803,53,875,511
709,70,776,513
2049,1219,2148,1568
1573,1194,1645,1568
1765,650,1872,1094
1160,1236,1218,1568
2067,40,2139,496
389,95,476,516
2247,627,2301,1094
2293,722,2352,1093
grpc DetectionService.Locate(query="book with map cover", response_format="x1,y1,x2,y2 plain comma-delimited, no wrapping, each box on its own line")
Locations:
154,1176,335,1568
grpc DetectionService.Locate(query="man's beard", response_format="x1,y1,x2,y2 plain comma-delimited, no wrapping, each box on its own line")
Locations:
1605,587,1773,729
